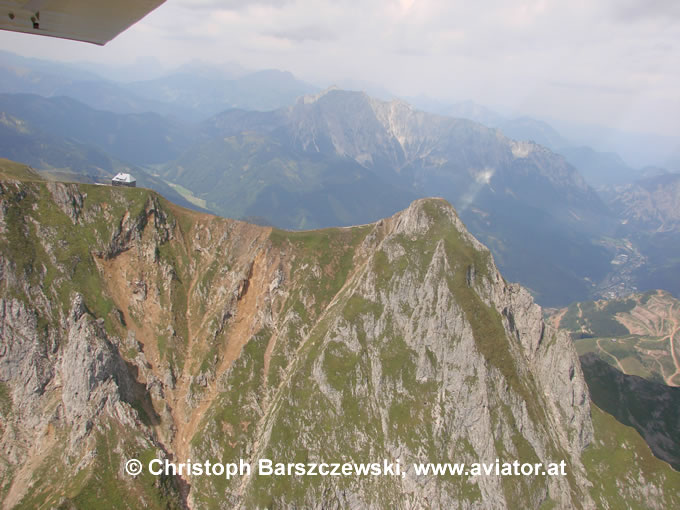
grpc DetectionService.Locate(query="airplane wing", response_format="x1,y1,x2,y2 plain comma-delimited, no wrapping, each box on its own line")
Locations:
0,0,166,45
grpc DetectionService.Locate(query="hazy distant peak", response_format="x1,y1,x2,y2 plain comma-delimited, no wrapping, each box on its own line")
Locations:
300,85,342,104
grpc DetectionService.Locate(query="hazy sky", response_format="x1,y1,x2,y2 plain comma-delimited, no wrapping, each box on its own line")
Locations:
2,0,679,139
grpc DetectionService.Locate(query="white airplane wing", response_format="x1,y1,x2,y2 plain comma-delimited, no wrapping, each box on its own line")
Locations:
0,0,166,45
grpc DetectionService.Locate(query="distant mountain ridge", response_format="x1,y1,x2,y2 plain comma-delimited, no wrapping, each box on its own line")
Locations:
408,96,648,189
0,93,196,165
124,69,317,121
0,51,317,122
202,88,602,212
0,106,202,213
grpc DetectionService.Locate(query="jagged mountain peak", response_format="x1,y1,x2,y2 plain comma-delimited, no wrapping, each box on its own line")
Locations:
385,197,480,246
300,87,414,115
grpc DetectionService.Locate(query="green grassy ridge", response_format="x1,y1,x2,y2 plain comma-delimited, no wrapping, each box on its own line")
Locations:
0,158,43,180
233,227,391,506
584,404,680,508
189,329,271,507
262,224,372,391
270,225,371,316
581,355,680,472
0,382,11,416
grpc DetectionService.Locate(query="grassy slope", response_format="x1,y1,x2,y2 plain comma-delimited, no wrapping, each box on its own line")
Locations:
585,405,680,508
0,157,43,180
581,355,680,471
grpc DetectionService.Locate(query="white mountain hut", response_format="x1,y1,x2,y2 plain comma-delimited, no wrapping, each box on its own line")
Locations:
111,173,136,187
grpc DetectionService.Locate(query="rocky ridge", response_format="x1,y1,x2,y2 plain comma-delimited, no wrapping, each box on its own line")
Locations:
0,168,678,508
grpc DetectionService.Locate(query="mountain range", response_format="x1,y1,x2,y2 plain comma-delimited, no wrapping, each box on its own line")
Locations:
407,97,654,189
0,51,317,122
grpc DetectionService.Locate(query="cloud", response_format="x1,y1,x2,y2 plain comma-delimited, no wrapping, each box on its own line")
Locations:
2,0,679,138
264,25,336,43
175,0,293,12
611,0,680,23
549,81,641,96
459,167,496,213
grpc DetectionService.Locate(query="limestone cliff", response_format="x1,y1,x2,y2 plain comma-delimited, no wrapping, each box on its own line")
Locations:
0,167,678,509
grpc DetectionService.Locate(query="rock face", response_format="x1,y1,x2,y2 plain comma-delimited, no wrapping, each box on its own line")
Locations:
0,172,678,509
215,199,594,509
